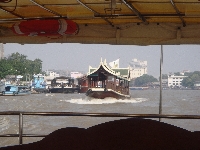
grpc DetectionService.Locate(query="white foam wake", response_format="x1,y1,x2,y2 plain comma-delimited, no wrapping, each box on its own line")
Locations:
62,97,148,104
45,93,55,96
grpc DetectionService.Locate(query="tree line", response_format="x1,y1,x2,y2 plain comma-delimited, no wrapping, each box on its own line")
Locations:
0,52,43,80
182,71,200,88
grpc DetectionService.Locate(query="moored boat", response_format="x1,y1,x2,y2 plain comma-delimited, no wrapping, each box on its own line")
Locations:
17,86,31,95
48,76,80,93
0,84,31,96
86,59,131,99
31,74,48,93
1,84,18,96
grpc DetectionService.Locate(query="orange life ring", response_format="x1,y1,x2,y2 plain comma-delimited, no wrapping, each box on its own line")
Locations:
12,19,79,36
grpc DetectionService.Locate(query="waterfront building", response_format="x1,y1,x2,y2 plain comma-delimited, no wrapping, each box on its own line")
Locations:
129,58,147,79
168,74,187,87
70,72,83,79
45,70,60,86
45,70,60,78
194,81,200,89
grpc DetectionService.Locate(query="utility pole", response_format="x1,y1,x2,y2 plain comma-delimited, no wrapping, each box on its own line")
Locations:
159,45,163,122
0,43,4,60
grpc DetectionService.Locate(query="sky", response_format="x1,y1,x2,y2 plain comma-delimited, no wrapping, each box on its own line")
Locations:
3,43,200,78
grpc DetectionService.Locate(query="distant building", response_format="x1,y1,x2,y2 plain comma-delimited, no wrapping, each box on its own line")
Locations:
194,81,200,89
0,43,4,59
70,72,83,79
168,74,187,87
45,70,60,78
45,70,60,86
129,58,147,79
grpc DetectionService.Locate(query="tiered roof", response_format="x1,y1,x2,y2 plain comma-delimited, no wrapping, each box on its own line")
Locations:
87,59,130,81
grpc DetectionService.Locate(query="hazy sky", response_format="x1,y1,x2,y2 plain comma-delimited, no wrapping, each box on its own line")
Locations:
3,43,200,78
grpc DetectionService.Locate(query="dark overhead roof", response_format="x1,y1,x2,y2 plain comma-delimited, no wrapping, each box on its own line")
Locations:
0,0,200,45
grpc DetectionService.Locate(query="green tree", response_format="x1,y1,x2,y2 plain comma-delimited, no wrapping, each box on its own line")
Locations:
0,52,43,80
0,59,13,79
182,71,200,88
162,74,168,79
134,74,158,86
7,52,28,75
174,72,181,76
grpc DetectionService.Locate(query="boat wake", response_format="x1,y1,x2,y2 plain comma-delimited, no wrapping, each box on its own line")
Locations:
45,93,55,96
64,97,148,105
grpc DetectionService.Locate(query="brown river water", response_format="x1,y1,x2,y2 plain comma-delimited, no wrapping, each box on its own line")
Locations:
0,90,199,147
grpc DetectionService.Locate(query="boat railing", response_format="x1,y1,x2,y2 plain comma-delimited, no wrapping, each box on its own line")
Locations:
106,81,115,90
106,81,129,95
0,111,199,145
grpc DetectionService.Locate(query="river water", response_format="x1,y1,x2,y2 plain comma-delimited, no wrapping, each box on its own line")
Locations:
0,90,199,147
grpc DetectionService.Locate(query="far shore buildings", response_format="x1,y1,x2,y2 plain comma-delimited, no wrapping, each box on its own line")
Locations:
167,70,190,87
70,72,83,79
168,74,187,87
129,58,147,79
45,70,60,86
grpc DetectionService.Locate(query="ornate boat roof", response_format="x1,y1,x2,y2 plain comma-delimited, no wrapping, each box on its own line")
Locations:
88,59,130,81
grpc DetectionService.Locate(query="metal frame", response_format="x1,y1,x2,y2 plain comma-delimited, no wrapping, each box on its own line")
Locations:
121,0,148,25
0,0,188,24
0,6,24,19
77,0,113,26
159,45,163,121
170,0,186,27
30,0,63,18
0,111,199,145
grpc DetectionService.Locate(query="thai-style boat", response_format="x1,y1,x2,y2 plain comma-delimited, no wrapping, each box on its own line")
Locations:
86,59,131,99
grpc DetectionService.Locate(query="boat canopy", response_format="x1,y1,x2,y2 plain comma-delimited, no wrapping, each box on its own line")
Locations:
1,0,200,45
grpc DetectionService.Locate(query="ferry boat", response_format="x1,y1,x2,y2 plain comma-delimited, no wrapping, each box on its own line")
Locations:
31,74,48,93
48,76,80,93
86,59,130,99
0,83,31,96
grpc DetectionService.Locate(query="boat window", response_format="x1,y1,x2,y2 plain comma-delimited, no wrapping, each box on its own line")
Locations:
108,76,114,81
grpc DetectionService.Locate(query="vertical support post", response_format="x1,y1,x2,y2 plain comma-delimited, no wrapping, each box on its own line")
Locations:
114,77,116,91
26,74,27,85
19,113,23,145
88,77,90,88
159,45,163,122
